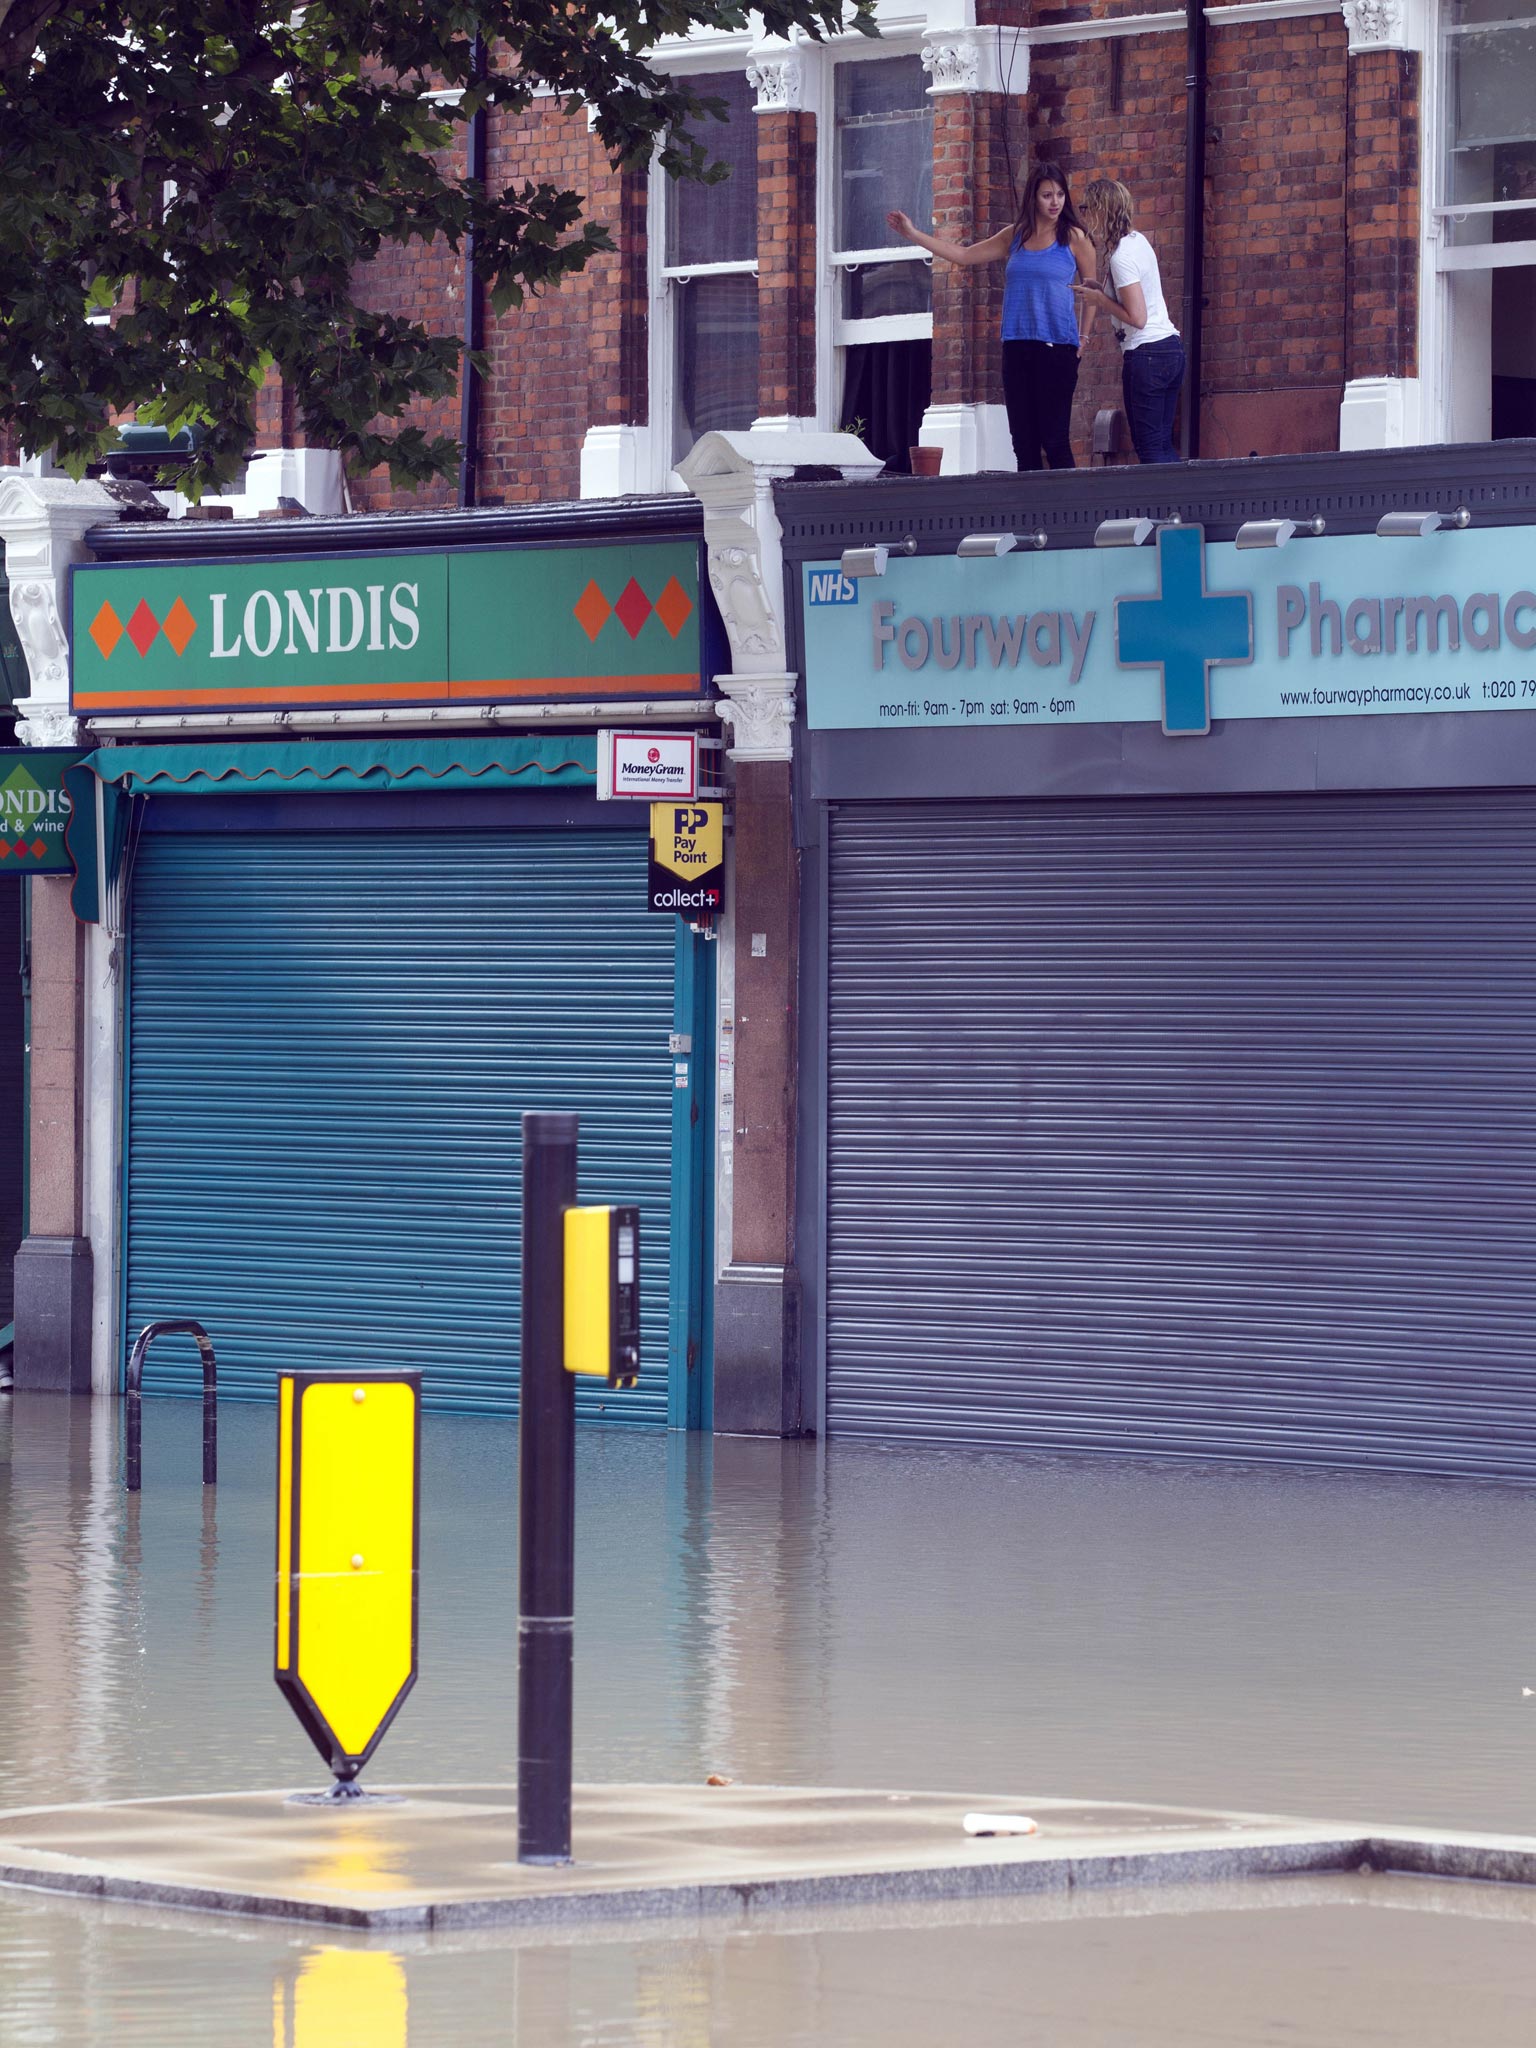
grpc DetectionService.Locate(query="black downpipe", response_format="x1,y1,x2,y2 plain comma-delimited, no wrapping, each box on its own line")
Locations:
457,36,488,509
1180,0,1207,461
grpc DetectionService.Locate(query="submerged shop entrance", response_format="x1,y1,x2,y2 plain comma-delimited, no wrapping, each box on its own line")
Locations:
822,789,1536,1478
123,821,711,1426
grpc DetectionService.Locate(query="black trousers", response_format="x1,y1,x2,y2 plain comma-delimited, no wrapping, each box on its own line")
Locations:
1002,339,1079,471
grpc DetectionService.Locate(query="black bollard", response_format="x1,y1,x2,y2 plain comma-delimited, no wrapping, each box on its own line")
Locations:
517,1112,578,1864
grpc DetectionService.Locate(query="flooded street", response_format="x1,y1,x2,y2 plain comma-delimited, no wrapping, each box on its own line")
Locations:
4,1393,1536,2040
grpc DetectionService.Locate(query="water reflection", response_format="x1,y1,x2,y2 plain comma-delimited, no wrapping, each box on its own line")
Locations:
277,1947,408,2048
4,1873,1536,2047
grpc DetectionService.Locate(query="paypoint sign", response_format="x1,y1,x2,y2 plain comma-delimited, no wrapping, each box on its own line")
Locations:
649,801,723,913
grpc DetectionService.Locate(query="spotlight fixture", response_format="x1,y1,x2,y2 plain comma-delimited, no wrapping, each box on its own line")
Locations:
840,535,917,579
1235,518,1296,550
1094,517,1154,548
955,531,1047,556
1235,513,1326,549
1376,508,1471,539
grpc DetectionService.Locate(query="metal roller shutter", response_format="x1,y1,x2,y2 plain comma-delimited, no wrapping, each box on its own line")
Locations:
826,790,1536,1478
126,828,677,1423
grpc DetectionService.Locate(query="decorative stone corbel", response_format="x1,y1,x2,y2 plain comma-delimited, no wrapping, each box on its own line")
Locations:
714,674,797,764
921,25,1029,96
746,38,805,113
1340,0,1427,53
676,429,881,764
0,471,119,747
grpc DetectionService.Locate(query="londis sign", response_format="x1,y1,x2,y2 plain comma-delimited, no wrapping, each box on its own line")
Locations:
71,541,703,716
0,748,84,873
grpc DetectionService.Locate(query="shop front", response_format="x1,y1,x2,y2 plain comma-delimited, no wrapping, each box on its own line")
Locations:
63,510,721,1423
787,448,1536,1479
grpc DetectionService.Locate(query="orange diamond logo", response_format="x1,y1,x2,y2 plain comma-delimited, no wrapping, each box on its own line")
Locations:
653,575,693,640
89,601,124,661
162,595,197,656
125,598,160,657
573,578,612,642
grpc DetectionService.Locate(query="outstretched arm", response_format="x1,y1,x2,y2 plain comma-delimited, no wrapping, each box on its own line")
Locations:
886,210,1013,268
1069,227,1098,347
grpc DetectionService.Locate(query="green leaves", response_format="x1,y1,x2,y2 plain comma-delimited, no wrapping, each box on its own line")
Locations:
0,0,875,496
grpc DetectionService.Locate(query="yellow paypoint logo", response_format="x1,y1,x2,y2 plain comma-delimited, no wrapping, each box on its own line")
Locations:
275,1371,421,1783
650,801,722,880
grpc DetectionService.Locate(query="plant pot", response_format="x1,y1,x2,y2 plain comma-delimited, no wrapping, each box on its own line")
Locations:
909,445,943,477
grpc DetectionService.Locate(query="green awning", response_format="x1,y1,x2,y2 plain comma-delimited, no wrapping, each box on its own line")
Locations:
65,734,597,922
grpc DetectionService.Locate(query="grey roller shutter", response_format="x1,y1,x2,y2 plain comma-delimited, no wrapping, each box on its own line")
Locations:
126,827,676,1423
826,791,1536,1478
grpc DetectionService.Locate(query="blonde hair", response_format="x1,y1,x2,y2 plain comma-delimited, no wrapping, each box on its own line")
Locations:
1083,179,1135,276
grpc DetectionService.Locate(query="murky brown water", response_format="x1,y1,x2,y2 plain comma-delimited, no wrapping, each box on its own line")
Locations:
4,1393,1536,2040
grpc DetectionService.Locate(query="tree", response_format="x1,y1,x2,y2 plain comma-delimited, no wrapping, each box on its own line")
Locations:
0,0,871,493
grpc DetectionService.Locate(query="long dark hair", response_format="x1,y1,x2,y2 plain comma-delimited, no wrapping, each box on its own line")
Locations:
1013,160,1088,248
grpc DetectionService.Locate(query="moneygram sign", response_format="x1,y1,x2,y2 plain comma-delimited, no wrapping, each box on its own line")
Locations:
803,523,1536,735
71,541,702,716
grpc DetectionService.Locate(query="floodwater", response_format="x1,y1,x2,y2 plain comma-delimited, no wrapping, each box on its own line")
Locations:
4,1394,1536,2042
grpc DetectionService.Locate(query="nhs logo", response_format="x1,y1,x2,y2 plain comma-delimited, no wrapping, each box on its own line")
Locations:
808,569,859,606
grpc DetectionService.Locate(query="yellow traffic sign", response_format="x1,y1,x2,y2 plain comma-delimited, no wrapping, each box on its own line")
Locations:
275,1371,421,1784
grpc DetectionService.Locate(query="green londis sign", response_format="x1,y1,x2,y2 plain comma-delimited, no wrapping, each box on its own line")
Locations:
0,749,85,873
70,540,704,717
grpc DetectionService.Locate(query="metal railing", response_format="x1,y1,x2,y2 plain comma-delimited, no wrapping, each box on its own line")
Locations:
125,1319,218,1492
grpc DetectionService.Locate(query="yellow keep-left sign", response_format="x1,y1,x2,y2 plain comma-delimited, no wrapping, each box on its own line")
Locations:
275,1371,420,1782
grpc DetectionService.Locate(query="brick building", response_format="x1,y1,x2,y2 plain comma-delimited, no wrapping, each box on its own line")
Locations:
326,0,1527,505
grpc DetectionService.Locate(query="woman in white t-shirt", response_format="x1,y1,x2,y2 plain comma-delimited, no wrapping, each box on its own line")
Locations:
1075,180,1186,465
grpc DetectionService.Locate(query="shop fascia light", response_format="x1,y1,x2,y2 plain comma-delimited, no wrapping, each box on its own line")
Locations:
1234,515,1328,549
840,536,917,579
956,532,1047,557
1093,517,1155,547
1375,507,1473,538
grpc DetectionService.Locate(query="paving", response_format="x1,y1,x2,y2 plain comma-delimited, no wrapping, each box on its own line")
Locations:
1,1782,1534,1931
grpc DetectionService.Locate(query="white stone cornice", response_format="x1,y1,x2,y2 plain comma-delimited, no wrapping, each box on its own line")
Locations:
714,674,797,764
921,25,1029,95
747,38,805,113
0,471,117,744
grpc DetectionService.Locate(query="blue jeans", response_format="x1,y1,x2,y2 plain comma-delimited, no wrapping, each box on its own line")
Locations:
1121,335,1185,464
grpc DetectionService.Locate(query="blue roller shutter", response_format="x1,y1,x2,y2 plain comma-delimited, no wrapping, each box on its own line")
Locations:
125,827,678,1423
826,790,1536,1479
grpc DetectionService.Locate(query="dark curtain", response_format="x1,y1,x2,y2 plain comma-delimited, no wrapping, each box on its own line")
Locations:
839,341,932,474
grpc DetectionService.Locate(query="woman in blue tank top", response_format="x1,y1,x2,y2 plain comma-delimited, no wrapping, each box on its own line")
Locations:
888,160,1097,471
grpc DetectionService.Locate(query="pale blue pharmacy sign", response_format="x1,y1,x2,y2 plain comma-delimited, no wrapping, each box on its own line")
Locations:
802,523,1536,736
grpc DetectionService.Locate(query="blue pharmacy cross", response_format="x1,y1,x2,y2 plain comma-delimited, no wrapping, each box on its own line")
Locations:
1115,525,1253,736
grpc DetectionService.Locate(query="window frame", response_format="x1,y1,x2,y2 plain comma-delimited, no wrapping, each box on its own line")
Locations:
815,38,934,429
647,55,762,487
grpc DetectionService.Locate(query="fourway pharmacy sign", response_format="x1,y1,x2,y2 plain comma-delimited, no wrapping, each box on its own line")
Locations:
70,541,703,716
803,524,1536,736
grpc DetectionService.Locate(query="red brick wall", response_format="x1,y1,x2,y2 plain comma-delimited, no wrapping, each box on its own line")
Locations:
1204,13,1351,457
757,109,818,420
1346,47,1419,383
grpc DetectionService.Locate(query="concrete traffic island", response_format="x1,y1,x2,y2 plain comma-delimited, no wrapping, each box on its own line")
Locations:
1,1783,1534,1931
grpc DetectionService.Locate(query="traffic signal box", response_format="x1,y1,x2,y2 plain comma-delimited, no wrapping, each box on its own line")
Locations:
275,1371,421,1784
563,1205,641,1388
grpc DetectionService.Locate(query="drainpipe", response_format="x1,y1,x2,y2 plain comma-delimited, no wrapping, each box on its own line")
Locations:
1180,0,1207,461
457,35,488,509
